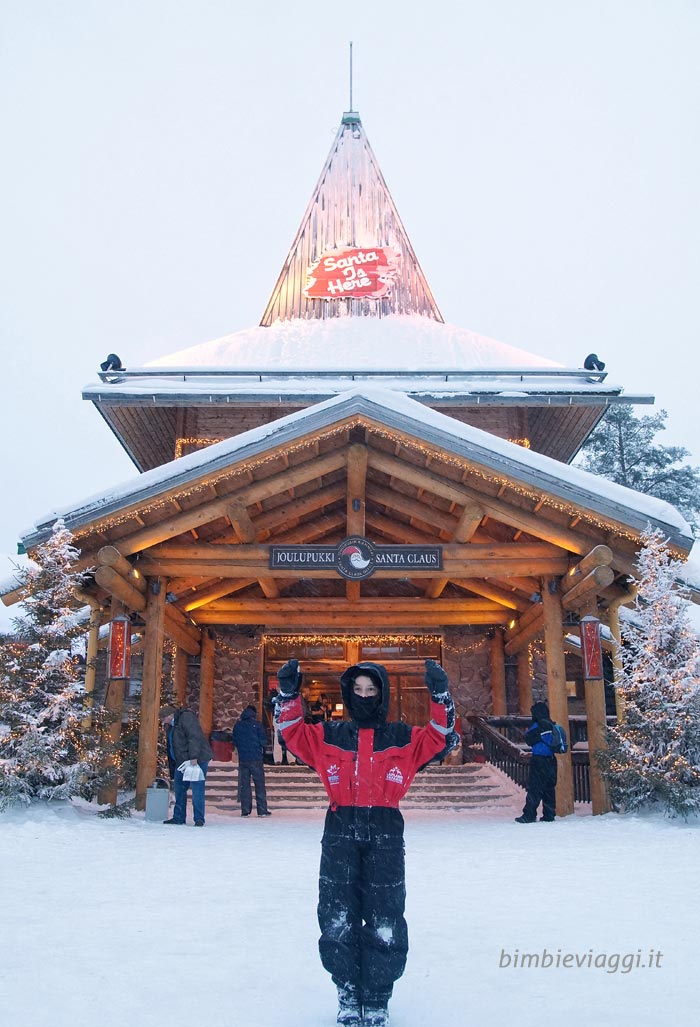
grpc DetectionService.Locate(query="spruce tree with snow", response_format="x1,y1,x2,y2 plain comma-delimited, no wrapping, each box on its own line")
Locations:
0,522,109,810
578,407,700,534
599,528,700,818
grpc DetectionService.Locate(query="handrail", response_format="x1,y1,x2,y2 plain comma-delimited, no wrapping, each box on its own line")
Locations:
468,715,612,803
96,367,607,384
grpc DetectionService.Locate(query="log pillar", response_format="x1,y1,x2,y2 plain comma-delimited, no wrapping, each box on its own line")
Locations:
78,595,103,731
199,630,216,736
541,578,574,817
517,649,533,716
582,600,611,814
173,647,188,707
490,630,507,715
605,588,636,721
98,599,127,806
135,579,167,810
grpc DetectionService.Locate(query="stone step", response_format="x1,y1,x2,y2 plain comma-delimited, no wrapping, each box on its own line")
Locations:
205,762,518,811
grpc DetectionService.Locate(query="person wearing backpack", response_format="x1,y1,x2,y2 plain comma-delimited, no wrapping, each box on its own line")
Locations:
515,701,568,823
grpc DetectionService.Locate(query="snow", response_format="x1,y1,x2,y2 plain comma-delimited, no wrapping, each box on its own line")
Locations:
143,315,563,373
25,386,692,547
3,800,699,1027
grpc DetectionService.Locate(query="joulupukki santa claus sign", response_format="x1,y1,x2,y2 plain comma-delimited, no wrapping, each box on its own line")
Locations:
303,246,400,299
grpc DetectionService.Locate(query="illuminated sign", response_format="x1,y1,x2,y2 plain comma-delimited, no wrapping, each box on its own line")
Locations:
580,615,604,681
303,247,400,300
108,615,131,680
269,536,442,581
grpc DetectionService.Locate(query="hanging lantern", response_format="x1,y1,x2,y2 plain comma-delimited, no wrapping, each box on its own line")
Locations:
108,615,131,680
579,615,603,680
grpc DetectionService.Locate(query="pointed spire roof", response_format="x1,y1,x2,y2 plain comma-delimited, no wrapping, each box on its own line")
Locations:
260,112,443,325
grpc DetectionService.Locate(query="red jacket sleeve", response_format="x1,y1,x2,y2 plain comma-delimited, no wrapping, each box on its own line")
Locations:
275,695,325,769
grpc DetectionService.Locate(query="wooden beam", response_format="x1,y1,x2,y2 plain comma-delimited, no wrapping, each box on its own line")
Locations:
193,610,511,627
560,565,615,608
173,647,188,707
135,581,167,810
541,579,574,817
579,599,611,815
367,449,624,564
490,630,507,715
202,598,505,614
453,580,528,611
97,545,147,594
346,444,368,601
79,448,350,563
425,500,485,598
97,599,126,806
179,579,258,612
253,482,346,535
517,650,533,715
199,631,215,737
368,484,459,535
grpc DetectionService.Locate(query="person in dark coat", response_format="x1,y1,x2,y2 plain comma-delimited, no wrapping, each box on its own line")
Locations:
159,705,214,827
232,705,271,817
275,658,458,1027
515,701,559,823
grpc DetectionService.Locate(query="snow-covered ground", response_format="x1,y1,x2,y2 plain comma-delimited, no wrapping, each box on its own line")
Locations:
3,798,698,1027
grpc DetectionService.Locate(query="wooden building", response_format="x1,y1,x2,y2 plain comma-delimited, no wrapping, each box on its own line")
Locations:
4,110,696,817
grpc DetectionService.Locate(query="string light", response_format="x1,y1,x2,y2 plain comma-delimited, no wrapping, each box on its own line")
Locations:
175,437,222,459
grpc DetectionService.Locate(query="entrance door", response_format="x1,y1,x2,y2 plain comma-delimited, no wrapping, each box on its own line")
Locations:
387,674,431,726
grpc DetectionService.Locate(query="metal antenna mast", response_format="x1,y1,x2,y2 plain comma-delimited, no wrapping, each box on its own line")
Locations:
349,41,353,111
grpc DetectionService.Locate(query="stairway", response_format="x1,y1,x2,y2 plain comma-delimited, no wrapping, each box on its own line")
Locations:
206,761,521,812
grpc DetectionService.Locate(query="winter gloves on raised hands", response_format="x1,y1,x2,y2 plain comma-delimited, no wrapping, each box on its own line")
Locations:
424,659,450,698
277,658,303,699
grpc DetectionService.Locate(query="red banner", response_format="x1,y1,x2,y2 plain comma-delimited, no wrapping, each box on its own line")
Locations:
303,247,400,300
580,616,603,681
108,616,131,680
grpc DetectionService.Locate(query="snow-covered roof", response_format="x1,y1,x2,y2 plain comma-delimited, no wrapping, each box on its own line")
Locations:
83,316,635,407
145,316,561,373
26,386,693,551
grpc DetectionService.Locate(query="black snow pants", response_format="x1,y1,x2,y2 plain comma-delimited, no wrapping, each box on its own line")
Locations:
318,806,408,1006
238,759,269,815
522,755,557,821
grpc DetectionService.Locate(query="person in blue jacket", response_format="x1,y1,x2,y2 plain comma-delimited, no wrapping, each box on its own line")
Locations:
232,704,271,817
515,701,559,823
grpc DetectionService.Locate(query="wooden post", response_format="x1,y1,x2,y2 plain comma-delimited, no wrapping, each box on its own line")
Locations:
581,600,611,814
173,647,188,707
199,630,216,736
98,599,127,806
605,587,637,721
541,578,574,817
517,650,533,716
75,593,103,731
490,630,507,715
135,579,167,810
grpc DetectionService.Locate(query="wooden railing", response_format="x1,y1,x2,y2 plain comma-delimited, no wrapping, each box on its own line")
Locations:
468,715,616,804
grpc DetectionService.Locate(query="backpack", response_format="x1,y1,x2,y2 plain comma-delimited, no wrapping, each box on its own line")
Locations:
546,723,568,754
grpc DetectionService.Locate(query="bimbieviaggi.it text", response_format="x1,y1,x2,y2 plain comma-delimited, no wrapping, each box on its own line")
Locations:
499,948,663,974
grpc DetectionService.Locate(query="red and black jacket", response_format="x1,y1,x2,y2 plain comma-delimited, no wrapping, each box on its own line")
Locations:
275,662,456,811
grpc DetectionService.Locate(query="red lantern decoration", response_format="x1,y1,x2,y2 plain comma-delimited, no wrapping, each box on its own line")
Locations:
579,615,603,680
108,615,131,679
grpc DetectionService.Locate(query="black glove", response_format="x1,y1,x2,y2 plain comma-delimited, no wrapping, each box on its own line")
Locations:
277,659,303,699
425,659,449,698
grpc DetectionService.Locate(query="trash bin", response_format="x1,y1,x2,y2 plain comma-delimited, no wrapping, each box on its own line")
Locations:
210,730,233,762
145,778,171,822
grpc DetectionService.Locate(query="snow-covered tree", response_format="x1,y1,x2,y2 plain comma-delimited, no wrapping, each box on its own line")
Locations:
0,522,109,810
599,528,700,818
578,407,700,534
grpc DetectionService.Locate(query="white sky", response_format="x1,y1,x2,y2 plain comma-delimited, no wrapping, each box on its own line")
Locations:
1,1,699,626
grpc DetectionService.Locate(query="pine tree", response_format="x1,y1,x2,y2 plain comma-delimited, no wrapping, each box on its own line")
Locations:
0,522,109,810
578,407,700,533
599,529,700,818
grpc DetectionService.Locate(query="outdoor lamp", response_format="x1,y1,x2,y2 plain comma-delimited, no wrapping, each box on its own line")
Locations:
579,615,603,681
108,614,131,680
